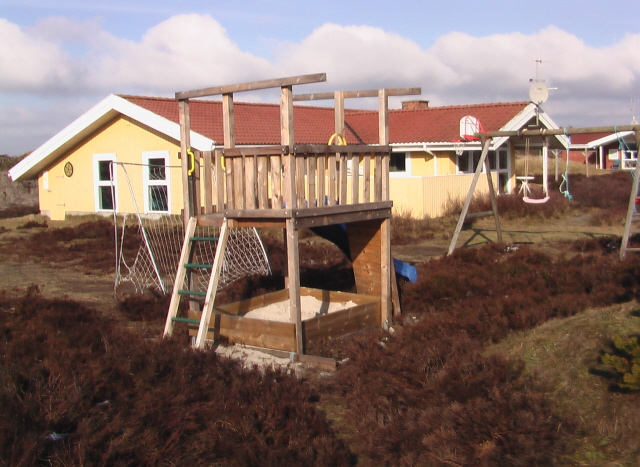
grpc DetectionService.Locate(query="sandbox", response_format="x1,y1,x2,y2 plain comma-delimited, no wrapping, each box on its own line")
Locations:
187,287,380,352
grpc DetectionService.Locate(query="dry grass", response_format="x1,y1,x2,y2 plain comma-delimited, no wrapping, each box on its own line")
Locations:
487,303,640,466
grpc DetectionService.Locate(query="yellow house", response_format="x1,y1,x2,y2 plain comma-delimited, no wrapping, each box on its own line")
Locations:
9,95,566,220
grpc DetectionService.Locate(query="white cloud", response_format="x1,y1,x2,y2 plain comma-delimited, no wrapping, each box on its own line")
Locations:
0,18,87,93
1,14,639,155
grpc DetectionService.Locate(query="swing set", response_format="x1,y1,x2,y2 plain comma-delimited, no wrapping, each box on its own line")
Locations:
448,124,640,255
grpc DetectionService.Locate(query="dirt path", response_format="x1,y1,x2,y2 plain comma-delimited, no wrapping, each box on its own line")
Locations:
392,213,625,263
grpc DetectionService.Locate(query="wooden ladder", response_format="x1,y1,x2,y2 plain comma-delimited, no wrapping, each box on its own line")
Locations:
163,217,231,348
620,163,640,259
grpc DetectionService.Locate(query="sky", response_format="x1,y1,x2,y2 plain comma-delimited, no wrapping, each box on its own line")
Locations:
1,0,640,156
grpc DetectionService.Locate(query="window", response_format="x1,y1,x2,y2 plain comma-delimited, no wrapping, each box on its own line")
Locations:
457,148,510,193
143,151,170,213
93,153,117,212
390,152,407,173
457,151,481,173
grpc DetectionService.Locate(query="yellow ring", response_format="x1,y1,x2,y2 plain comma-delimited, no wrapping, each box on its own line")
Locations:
328,133,347,145
187,149,195,176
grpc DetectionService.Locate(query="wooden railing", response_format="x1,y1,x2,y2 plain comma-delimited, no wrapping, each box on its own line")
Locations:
199,144,390,214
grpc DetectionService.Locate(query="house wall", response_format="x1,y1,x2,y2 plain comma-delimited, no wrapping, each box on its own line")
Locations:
38,116,183,220
389,173,498,218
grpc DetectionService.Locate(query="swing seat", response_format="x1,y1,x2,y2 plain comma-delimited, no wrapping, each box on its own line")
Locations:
523,195,550,204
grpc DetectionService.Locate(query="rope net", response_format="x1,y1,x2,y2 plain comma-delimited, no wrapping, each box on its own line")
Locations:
112,161,271,295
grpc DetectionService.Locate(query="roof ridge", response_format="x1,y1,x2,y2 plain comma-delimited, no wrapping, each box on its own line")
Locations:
391,101,530,113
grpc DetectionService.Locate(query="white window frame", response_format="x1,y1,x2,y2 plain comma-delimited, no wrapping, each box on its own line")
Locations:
93,153,117,212
389,151,412,178
142,150,171,214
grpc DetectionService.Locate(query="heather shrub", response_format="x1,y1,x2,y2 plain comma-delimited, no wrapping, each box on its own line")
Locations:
0,287,354,466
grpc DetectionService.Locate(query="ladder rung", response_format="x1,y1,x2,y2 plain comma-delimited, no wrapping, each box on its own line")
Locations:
623,248,640,252
184,263,213,269
178,290,207,296
190,236,219,242
171,317,200,324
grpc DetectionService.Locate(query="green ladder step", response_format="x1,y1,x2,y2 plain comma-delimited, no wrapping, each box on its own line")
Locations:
184,263,213,269
178,290,207,296
171,317,200,324
190,236,219,242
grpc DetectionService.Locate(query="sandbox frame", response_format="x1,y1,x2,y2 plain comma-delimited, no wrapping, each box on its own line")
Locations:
187,287,380,352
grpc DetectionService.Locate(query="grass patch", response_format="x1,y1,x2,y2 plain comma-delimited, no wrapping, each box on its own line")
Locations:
487,303,640,465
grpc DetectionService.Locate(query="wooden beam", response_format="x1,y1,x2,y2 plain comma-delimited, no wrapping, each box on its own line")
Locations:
478,125,640,138
176,73,327,100
448,137,493,255
294,87,422,101
178,99,192,227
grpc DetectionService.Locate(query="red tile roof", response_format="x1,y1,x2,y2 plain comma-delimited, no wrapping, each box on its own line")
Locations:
122,95,530,145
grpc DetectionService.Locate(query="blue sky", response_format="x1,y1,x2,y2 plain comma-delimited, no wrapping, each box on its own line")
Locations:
2,0,640,156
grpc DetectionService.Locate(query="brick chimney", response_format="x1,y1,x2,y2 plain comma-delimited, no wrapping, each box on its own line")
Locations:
402,100,430,110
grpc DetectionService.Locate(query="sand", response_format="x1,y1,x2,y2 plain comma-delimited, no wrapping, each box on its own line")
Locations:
241,295,356,322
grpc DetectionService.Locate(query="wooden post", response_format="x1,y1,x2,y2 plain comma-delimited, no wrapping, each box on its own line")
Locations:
620,129,640,259
178,99,192,228
286,219,303,353
483,137,503,244
448,137,494,255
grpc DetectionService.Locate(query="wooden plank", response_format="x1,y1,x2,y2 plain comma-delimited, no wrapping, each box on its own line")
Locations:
317,154,326,206
222,146,288,157
348,220,383,297
339,153,348,205
292,200,392,218
233,157,244,209
281,85,295,208
374,155,382,202
304,302,380,343
286,219,303,354
294,209,391,230
296,154,306,208
620,130,640,259
224,154,234,210
245,155,257,209
363,153,371,202
292,354,337,371
307,156,317,207
163,216,197,336
194,218,230,349
448,137,492,255
294,87,421,101
222,93,235,148
270,155,282,208
380,218,391,325
292,144,390,155
178,99,192,227
214,149,225,211
257,155,269,209
479,124,640,138
300,287,378,305
328,153,337,205
483,152,502,243
351,153,360,204
176,73,327,99
203,150,213,214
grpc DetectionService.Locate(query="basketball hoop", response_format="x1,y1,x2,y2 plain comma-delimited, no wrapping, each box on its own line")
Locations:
454,142,464,155
459,115,484,141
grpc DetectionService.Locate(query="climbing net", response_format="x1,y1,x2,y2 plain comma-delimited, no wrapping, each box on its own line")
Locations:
111,161,271,295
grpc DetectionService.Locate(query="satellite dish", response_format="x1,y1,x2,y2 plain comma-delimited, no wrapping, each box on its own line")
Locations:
529,83,549,105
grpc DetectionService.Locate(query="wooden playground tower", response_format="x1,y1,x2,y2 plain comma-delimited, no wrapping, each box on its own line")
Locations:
163,73,419,359
448,124,640,256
